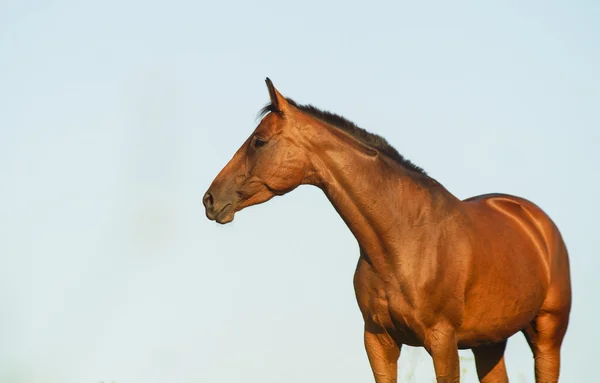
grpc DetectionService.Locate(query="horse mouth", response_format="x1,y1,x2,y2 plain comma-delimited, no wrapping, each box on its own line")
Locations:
215,204,234,224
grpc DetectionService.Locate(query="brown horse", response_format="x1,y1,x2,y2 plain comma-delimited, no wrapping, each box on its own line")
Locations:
203,79,571,383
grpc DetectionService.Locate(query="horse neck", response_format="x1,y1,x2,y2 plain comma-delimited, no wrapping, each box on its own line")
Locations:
302,122,460,274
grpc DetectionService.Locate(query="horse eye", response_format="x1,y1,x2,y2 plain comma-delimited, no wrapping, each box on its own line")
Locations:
254,137,267,148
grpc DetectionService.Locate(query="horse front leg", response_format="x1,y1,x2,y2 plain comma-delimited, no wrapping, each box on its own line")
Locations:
364,325,401,383
472,341,508,382
424,324,460,383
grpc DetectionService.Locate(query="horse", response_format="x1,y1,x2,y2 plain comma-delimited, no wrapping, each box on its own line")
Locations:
203,79,571,383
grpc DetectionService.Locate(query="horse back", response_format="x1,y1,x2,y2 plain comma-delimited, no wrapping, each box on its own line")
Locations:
462,193,566,283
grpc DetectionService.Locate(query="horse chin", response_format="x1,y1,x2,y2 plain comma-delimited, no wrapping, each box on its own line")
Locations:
215,206,235,225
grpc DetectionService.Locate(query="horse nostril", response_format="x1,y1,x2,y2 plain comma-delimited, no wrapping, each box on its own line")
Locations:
203,191,214,209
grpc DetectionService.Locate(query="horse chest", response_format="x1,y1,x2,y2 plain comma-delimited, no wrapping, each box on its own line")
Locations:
354,259,422,346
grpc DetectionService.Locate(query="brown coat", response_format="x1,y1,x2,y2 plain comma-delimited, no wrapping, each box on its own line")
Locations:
204,79,571,383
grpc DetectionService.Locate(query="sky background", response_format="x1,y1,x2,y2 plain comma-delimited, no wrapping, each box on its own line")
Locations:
1,1,599,382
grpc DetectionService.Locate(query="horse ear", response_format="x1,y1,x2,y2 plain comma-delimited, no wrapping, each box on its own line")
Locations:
265,78,288,113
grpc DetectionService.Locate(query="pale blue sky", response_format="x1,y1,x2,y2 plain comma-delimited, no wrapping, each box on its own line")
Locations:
1,1,598,382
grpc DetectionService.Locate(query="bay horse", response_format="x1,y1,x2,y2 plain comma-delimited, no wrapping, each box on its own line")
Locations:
203,79,571,383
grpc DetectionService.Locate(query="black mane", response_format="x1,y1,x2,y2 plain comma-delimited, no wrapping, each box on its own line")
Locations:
259,98,426,175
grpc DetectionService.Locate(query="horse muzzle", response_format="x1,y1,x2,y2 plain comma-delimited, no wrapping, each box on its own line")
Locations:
203,190,236,224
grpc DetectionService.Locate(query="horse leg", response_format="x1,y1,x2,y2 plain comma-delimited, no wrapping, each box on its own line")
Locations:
472,341,508,383
522,311,568,383
364,326,401,383
424,325,460,383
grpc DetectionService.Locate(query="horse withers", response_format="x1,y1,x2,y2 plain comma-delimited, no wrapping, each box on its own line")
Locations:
203,79,571,383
